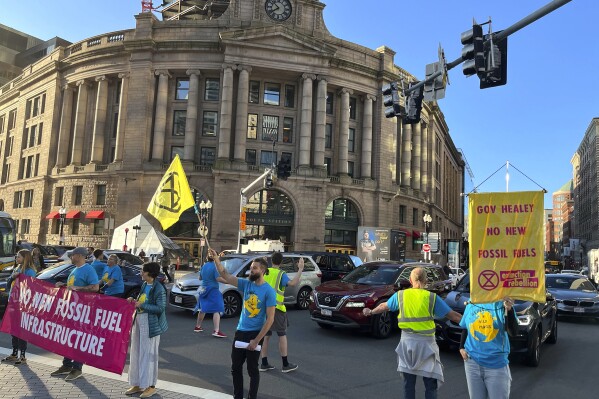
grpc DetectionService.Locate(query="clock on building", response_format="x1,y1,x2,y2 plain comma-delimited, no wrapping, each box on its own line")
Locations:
265,0,292,22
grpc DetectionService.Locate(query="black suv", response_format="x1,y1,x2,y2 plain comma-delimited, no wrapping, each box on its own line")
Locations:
292,252,363,282
435,274,558,367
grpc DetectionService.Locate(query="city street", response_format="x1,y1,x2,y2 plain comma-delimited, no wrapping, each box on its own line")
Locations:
1,301,598,399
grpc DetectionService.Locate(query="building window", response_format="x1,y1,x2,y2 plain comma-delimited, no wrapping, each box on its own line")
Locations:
28,125,37,148
260,151,277,167
348,161,354,178
349,97,357,120
52,219,60,234
13,191,22,209
115,80,122,104
8,109,17,130
21,219,30,234
25,155,34,178
171,146,184,160
2,163,10,184
284,85,295,108
202,111,218,136
262,115,279,141
73,185,83,205
264,83,281,106
176,78,189,100
247,114,258,139
249,81,260,104
326,92,334,114
245,149,256,165
204,78,220,101
0,115,4,134
413,208,419,226
55,187,64,206
96,185,106,205
37,123,43,145
200,147,216,166
93,219,104,235
71,219,80,235
173,110,186,136
325,124,332,148
23,189,33,208
324,157,332,176
6,135,13,156
282,117,293,143
13,220,19,235
399,205,406,223
112,112,119,138
348,128,355,152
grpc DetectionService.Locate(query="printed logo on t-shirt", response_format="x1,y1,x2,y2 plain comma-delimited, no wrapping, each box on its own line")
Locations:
469,310,499,342
67,275,75,287
244,293,261,317
102,272,109,283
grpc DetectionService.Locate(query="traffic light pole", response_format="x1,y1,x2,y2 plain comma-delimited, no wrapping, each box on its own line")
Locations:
236,168,273,253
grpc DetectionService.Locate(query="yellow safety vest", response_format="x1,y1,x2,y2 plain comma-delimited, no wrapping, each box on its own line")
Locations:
263,268,286,312
397,288,436,336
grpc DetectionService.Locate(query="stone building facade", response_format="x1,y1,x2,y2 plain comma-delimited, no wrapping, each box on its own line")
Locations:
0,0,465,260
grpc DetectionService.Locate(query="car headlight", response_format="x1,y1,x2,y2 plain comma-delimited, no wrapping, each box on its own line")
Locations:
345,301,365,308
0,287,5,292
517,315,533,326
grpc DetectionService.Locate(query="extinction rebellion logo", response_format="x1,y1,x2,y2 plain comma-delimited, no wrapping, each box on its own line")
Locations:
478,269,539,290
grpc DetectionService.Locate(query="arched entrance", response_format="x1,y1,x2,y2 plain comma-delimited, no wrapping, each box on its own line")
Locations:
164,188,209,259
324,198,360,254
244,189,294,250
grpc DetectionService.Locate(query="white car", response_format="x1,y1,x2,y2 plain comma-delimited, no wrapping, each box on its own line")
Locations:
561,269,582,275
448,267,466,288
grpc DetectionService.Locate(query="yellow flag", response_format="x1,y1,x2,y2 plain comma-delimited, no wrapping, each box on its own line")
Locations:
147,155,195,230
469,191,545,303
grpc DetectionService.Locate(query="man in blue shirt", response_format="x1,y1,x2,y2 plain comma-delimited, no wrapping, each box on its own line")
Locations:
209,248,275,399
51,247,99,382
90,249,107,280
102,254,125,297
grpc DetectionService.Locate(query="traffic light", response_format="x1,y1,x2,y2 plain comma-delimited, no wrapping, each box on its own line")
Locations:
480,33,508,89
461,23,485,77
264,173,273,188
403,83,424,124
423,61,446,102
382,82,402,118
277,158,291,180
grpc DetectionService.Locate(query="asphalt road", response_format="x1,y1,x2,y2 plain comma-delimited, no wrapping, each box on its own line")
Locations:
1,303,598,398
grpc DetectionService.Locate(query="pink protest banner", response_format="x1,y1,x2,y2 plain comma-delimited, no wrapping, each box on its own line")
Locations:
0,274,136,374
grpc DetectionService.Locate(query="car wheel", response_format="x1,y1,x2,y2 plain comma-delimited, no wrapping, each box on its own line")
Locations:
547,315,558,344
295,287,312,310
317,322,334,330
526,327,541,367
371,311,393,339
223,291,242,318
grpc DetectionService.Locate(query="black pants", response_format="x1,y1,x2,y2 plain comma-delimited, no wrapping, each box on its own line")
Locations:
11,335,26,354
231,330,263,399
162,265,173,282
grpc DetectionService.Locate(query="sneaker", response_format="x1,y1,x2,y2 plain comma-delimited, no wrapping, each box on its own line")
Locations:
125,386,144,395
64,369,83,381
193,326,204,332
282,363,298,373
139,386,157,398
259,363,275,372
212,330,227,338
1,354,18,362
50,365,73,376
14,356,27,365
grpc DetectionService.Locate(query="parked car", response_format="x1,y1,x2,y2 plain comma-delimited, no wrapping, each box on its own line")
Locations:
546,273,599,320
58,249,144,266
434,274,557,367
309,261,452,339
290,251,363,282
16,242,60,267
561,269,582,275
169,253,321,317
448,267,466,288
45,245,76,257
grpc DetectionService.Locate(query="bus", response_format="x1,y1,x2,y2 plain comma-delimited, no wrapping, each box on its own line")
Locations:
0,211,16,271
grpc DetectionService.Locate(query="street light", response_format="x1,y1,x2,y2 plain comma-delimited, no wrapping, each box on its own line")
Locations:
423,213,432,243
198,200,212,237
58,206,67,245
123,227,129,252
132,225,141,254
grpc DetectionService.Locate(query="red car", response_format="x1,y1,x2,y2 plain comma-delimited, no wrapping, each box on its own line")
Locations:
309,261,451,338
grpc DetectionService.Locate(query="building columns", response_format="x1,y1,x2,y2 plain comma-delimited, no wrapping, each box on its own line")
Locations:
411,121,422,190
299,73,316,167
337,88,352,175
90,76,108,164
361,94,375,179
183,69,201,162
234,66,251,161
114,73,128,163
313,76,327,169
55,84,75,168
70,80,90,165
218,64,235,160
421,120,429,195
151,69,170,161
401,123,412,187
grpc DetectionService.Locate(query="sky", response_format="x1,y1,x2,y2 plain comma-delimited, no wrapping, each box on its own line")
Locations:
2,0,597,209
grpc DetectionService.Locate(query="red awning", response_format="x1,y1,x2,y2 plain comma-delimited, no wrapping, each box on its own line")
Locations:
86,210,105,220
398,228,412,237
413,231,421,238
65,210,81,219
45,211,60,220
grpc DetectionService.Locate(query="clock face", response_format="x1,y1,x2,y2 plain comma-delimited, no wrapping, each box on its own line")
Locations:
265,0,292,22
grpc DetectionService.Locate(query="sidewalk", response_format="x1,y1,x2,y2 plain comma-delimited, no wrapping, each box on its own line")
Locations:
0,347,230,399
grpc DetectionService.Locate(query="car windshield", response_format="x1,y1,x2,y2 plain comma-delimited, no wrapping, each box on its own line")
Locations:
44,246,59,256
455,273,470,293
546,276,597,292
37,262,73,278
342,265,401,285
349,255,363,267
220,257,247,274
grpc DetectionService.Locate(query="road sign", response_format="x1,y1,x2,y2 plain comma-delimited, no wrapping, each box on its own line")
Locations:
414,240,424,244
423,243,431,252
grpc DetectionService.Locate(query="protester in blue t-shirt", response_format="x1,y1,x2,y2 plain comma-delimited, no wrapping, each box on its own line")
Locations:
102,254,125,297
459,298,518,399
2,249,38,365
209,248,275,399
193,256,227,337
90,249,107,280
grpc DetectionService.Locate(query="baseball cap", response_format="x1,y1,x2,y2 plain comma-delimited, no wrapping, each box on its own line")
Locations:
70,247,88,257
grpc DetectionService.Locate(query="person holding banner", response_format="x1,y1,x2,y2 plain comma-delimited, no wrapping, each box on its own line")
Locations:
102,254,125,297
193,254,227,337
2,249,38,365
459,298,518,399
125,262,168,398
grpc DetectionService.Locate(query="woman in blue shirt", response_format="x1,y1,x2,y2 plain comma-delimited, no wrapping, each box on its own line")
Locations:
2,249,38,365
459,297,518,399
102,254,125,297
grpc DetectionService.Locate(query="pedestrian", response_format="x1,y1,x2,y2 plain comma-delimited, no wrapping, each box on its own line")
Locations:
86,246,95,261
2,249,38,365
139,249,146,260
90,249,107,282
51,247,99,381
459,298,518,399
31,247,45,270
363,267,462,399
260,252,304,373
193,254,227,337
209,248,275,399
160,251,172,283
102,254,125,297
125,262,168,398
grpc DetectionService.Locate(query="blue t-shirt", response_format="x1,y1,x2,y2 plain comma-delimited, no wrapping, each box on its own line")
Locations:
236,278,276,332
386,289,451,319
103,266,124,296
460,301,515,368
67,264,99,288
9,266,36,295
200,262,220,290
90,260,108,281
137,283,152,313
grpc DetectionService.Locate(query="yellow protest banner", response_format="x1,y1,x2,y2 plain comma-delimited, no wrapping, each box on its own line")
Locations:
468,191,545,303
147,154,195,230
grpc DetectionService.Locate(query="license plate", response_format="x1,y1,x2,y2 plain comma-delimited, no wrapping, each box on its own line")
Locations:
175,296,183,304
321,309,332,317
574,307,585,313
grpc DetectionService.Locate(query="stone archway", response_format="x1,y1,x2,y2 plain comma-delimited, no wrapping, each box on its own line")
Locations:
244,188,295,250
